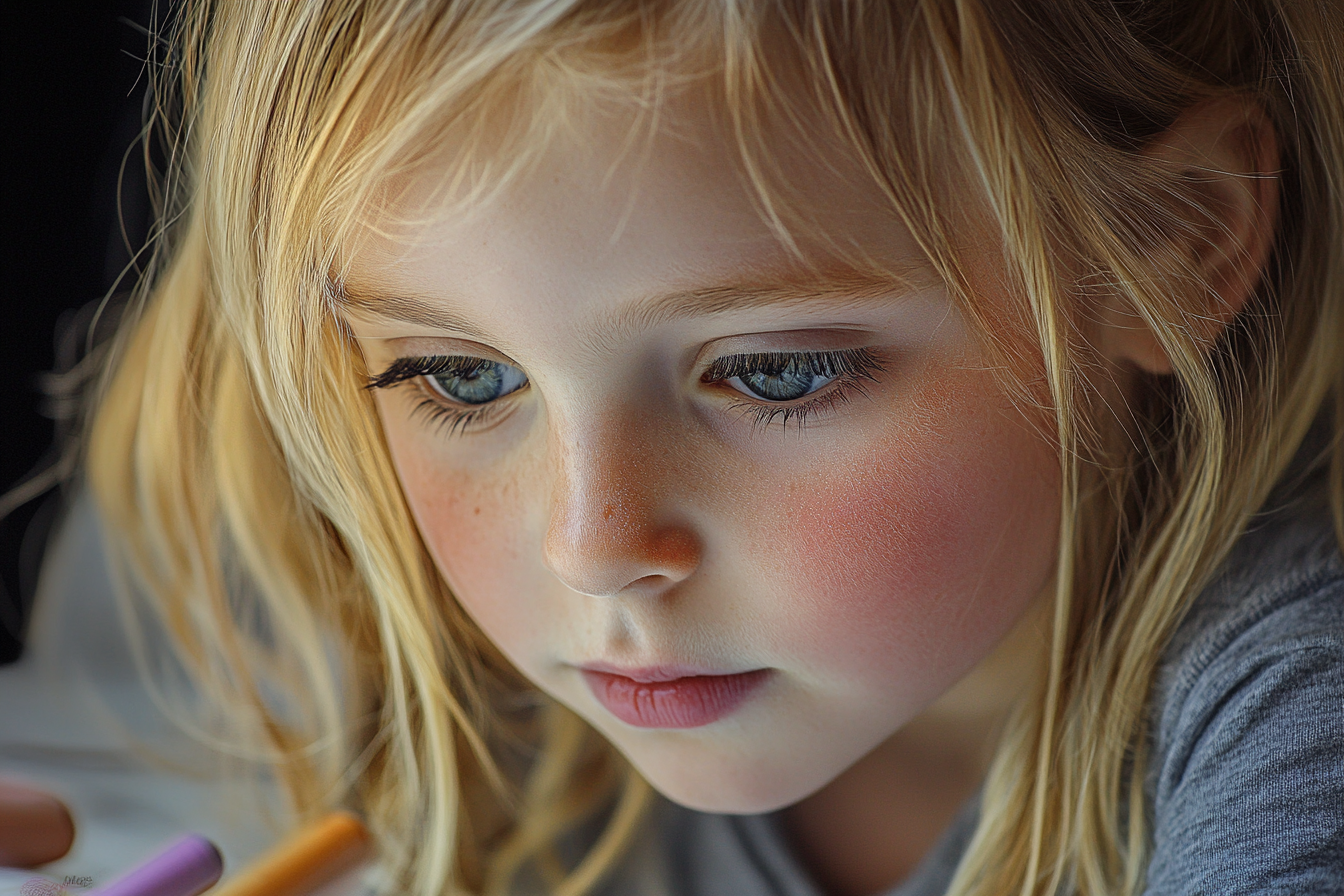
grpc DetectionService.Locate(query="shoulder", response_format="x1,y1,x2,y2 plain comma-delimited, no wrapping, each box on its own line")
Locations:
1145,486,1344,895
1151,489,1344,761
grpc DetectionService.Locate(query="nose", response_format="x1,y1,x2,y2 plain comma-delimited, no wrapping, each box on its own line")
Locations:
542,416,701,598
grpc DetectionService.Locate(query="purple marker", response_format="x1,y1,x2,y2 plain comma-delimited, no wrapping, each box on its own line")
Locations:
88,835,223,896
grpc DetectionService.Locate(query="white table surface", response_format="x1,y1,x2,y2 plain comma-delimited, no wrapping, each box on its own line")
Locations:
0,496,376,895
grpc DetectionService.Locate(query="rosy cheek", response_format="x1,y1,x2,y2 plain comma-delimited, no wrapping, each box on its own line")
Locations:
741,382,1058,694
744,454,963,670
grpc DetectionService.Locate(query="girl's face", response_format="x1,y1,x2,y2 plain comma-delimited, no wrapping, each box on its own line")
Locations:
346,98,1060,813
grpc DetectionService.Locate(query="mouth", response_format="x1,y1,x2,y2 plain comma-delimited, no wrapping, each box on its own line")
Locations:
578,664,773,729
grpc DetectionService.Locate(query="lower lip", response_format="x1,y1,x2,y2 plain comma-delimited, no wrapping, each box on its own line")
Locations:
581,668,773,729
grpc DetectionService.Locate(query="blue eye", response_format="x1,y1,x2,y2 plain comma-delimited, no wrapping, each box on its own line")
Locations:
367,347,885,438
728,355,833,401
703,350,881,402
701,348,887,431
366,355,529,436
424,359,527,405
367,355,528,405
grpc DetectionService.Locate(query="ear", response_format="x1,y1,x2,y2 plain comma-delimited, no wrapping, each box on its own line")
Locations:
1098,97,1280,375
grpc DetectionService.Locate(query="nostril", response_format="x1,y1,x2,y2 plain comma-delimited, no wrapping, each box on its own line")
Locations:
622,573,674,596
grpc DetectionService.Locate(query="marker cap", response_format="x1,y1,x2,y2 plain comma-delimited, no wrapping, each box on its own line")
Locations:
210,811,372,896
88,835,223,896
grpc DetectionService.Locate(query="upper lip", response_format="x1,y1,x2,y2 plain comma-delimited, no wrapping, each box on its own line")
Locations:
577,662,759,682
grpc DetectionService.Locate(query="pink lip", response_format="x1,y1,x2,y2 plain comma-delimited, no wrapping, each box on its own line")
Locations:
580,664,773,729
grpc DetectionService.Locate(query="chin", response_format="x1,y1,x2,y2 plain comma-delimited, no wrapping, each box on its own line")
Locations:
618,742,837,816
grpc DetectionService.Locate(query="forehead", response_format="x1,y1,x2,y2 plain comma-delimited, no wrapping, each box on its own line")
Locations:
337,83,937,336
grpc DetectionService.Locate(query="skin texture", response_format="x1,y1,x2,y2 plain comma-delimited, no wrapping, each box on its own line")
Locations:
345,91,1062,892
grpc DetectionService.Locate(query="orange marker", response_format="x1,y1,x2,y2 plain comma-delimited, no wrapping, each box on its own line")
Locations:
210,811,372,896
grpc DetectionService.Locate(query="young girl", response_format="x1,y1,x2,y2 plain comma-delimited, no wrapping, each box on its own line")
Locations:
59,0,1344,893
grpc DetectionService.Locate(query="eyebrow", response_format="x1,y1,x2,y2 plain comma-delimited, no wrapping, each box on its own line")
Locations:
335,262,939,341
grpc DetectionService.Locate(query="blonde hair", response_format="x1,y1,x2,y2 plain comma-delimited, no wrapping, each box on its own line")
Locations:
86,1,1344,894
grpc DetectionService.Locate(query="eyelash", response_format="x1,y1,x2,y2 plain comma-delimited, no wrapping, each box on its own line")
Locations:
366,347,886,436
366,355,517,436
700,348,886,433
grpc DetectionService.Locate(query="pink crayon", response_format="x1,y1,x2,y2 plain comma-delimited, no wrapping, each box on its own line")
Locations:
88,835,223,896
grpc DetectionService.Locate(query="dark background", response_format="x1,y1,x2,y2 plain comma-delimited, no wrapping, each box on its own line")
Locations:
2,1,157,663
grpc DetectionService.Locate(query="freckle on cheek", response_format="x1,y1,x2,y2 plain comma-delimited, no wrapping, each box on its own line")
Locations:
393,453,518,595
